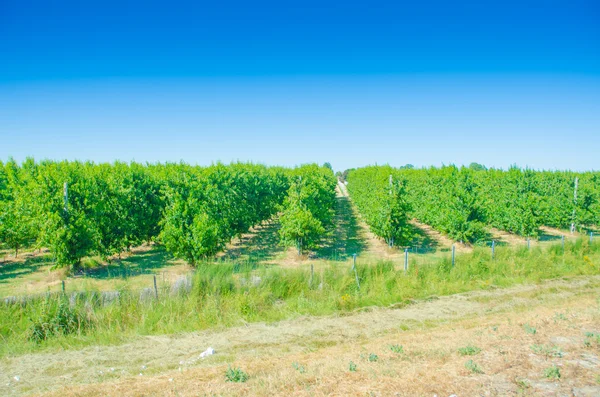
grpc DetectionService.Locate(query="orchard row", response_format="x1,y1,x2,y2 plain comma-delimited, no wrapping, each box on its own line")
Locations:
346,165,599,245
0,160,335,268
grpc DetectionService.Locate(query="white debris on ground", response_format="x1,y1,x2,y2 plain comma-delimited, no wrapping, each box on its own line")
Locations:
13,376,20,382
200,347,215,358
177,347,216,367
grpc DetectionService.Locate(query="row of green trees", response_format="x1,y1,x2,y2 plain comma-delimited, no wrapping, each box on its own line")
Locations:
159,163,290,264
278,164,337,254
346,167,412,247
347,165,600,244
0,159,337,268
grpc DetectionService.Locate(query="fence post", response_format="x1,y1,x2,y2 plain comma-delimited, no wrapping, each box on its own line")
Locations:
491,240,495,259
62,280,66,294
352,255,360,291
404,249,409,271
561,235,565,251
153,275,159,301
352,253,357,270
451,244,455,267
527,238,530,250
309,264,314,287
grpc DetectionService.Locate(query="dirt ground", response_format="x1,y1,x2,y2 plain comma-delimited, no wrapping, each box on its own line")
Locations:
2,275,599,396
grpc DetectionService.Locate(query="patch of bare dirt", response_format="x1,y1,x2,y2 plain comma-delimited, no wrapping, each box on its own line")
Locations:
488,227,528,247
410,219,472,253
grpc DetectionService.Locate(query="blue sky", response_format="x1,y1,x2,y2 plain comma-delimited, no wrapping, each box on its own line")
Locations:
1,0,599,171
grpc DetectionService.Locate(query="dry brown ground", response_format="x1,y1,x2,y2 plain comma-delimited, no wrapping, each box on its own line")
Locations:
3,276,600,397
488,227,528,247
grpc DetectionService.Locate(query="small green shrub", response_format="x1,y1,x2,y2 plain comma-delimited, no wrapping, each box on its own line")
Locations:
584,332,600,348
530,344,563,358
349,361,357,372
225,366,248,383
458,345,481,356
523,324,537,335
368,353,379,362
465,360,483,374
389,344,404,354
292,362,306,374
543,365,560,380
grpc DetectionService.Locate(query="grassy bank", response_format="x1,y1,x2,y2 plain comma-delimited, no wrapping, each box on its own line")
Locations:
0,238,598,357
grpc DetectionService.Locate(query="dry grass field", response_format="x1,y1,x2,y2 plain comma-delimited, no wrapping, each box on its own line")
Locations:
2,275,599,396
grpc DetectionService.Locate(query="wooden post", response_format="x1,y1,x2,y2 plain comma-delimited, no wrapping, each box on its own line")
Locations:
153,275,159,301
491,240,495,259
404,249,409,271
527,238,530,250
451,244,455,267
62,280,66,294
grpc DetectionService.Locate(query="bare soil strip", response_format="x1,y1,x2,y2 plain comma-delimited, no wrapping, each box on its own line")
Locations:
3,275,599,396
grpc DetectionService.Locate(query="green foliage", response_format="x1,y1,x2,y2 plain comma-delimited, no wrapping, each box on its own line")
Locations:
523,324,537,335
584,332,600,348
160,163,289,264
543,365,561,380
278,164,336,254
346,166,413,247
1,236,599,356
389,344,404,354
348,165,600,243
458,345,481,356
225,366,248,382
292,362,306,373
28,299,89,343
348,361,357,372
368,353,379,362
465,359,484,374
530,344,563,358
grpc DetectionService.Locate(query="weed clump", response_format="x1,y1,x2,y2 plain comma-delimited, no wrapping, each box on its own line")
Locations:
458,345,481,356
530,344,563,358
225,366,248,383
389,344,404,354
584,332,600,348
348,361,357,372
292,362,306,374
543,365,560,380
28,299,89,343
465,360,484,374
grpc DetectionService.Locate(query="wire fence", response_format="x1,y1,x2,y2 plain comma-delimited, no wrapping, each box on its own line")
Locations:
2,231,596,306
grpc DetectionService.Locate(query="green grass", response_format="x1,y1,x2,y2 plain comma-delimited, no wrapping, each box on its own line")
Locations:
0,237,599,357
225,366,248,382
465,359,484,374
530,344,563,358
458,345,481,356
544,365,561,380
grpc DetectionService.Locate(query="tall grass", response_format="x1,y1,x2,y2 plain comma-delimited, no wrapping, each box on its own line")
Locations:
0,238,598,356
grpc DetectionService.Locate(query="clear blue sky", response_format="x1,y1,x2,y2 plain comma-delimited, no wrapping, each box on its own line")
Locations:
1,0,599,171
